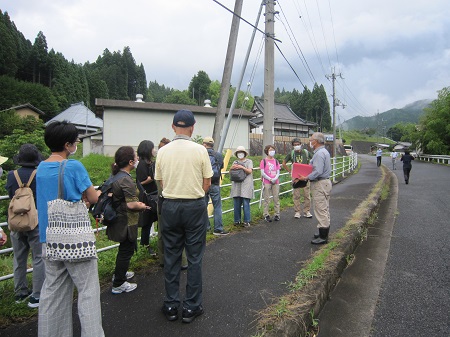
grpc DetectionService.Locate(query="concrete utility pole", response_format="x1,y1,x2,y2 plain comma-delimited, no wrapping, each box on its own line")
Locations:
326,69,345,157
262,0,276,155
213,0,243,151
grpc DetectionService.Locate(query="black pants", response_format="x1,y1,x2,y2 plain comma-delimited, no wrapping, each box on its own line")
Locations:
161,198,207,310
113,238,136,287
403,167,412,182
377,156,381,167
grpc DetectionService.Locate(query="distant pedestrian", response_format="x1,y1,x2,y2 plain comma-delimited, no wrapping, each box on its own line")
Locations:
296,132,332,245
230,146,254,227
155,109,212,324
136,140,158,256
401,150,415,184
390,150,398,170
107,146,148,294
376,147,382,167
203,137,228,236
282,138,313,219
36,120,104,337
260,145,281,222
5,144,45,308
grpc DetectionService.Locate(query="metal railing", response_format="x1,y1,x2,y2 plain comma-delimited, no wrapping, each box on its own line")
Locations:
0,153,358,281
417,154,450,165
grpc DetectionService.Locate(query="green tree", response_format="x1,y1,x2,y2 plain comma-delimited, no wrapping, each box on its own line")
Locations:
416,87,450,154
147,80,173,103
163,90,196,105
188,70,211,106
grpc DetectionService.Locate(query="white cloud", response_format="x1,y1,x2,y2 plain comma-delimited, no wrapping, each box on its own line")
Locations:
2,0,450,119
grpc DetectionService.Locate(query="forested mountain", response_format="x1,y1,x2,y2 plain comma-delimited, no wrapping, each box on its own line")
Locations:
0,10,147,119
0,9,331,129
340,99,431,132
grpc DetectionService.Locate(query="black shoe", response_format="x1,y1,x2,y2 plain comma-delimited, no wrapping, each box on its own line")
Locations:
213,229,230,236
311,227,329,245
242,222,251,227
234,222,242,227
274,215,280,221
313,232,320,239
264,215,272,222
15,290,32,303
182,306,204,323
162,306,178,321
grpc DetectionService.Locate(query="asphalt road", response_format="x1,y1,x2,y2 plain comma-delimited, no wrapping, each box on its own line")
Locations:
318,155,450,337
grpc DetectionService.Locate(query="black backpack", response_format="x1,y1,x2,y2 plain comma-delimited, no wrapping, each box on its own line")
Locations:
91,171,127,225
208,150,222,183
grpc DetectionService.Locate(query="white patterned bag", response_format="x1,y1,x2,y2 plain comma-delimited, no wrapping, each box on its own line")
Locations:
45,160,97,262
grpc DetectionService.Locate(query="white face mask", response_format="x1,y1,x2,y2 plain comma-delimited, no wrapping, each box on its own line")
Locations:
309,142,313,148
69,145,77,155
268,150,276,157
237,153,245,159
152,149,158,157
294,145,301,151
133,160,139,169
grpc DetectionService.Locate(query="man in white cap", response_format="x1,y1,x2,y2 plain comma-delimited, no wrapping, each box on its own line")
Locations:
0,155,8,178
155,109,213,324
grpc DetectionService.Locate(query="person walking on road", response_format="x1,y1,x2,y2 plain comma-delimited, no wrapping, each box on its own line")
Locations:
390,150,398,170
260,144,281,222
5,144,45,308
296,132,332,245
155,109,212,324
203,137,228,235
376,147,383,167
282,138,313,219
401,150,415,184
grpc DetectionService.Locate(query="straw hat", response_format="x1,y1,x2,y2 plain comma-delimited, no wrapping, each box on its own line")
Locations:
0,155,8,165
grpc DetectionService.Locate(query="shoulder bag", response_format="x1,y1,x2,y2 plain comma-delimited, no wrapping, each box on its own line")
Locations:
45,160,97,262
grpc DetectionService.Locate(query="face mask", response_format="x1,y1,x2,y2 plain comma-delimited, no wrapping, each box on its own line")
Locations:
69,145,77,155
268,150,276,157
237,153,245,159
133,160,139,169
152,149,158,157
294,145,301,151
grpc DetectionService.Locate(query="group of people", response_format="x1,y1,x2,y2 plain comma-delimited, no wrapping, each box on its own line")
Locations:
377,147,416,184
1,108,335,334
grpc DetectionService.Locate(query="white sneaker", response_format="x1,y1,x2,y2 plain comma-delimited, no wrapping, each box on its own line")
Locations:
304,212,313,218
112,271,135,282
294,212,301,219
112,281,137,294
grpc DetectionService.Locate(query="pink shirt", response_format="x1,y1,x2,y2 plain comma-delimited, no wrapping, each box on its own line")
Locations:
259,158,280,184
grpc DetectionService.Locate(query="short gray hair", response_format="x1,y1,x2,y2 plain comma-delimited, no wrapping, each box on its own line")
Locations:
312,132,325,144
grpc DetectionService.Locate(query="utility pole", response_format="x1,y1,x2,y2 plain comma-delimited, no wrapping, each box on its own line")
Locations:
262,0,276,155
326,69,345,157
213,0,243,150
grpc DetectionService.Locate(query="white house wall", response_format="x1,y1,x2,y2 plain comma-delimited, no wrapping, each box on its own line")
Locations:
102,109,249,156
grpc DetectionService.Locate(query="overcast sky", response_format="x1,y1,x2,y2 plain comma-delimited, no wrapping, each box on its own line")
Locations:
2,0,449,121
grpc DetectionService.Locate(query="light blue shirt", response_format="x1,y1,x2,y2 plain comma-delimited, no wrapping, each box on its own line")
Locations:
36,160,92,243
307,146,331,181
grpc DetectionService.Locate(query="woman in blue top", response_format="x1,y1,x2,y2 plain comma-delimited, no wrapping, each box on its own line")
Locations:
36,121,104,337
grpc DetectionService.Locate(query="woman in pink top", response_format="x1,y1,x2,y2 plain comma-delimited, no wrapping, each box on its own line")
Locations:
259,145,281,222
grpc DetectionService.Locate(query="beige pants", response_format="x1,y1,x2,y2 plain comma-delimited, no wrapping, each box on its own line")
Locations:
263,183,280,216
293,181,311,213
310,179,332,228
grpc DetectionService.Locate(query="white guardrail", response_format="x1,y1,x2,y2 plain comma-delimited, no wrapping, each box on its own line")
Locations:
0,153,358,281
417,154,450,165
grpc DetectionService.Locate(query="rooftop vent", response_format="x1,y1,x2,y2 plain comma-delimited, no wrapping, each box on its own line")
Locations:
135,94,144,103
204,99,212,108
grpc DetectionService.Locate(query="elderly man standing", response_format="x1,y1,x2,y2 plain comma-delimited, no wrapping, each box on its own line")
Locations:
155,109,212,324
296,132,332,245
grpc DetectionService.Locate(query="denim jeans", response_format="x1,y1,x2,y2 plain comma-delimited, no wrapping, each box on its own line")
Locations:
207,184,223,231
233,197,251,223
